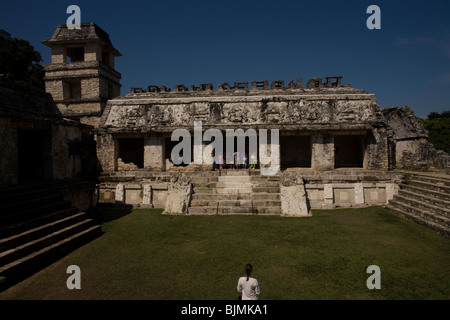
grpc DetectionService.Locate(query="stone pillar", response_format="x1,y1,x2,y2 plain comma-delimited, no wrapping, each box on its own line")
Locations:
354,183,365,204
311,133,334,171
142,184,152,208
115,183,124,204
366,128,389,170
280,174,311,217
164,175,192,214
96,132,116,172
144,134,165,171
323,184,334,208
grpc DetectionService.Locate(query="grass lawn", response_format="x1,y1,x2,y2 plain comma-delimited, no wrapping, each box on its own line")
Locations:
0,206,449,300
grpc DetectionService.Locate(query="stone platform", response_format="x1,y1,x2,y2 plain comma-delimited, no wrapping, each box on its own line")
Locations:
98,169,403,215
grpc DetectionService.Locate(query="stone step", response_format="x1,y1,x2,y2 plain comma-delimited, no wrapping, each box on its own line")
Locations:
406,179,450,194
215,188,252,194
250,175,280,181
252,187,280,193
188,206,281,215
0,194,64,213
193,187,275,194
399,183,449,202
0,219,96,267
218,176,251,182
190,176,219,184
0,200,73,226
0,212,89,252
252,193,281,200
191,193,281,201
0,180,92,202
405,174,450,187
221,170,250,176
386,204,450,236
191,193,254,200
188,206,255,214
190,199,281,207
0,225,102,289
216,188,253,194
396,190,450,218
0,181,57,198
389,199,450,229
0,187,58,205
0,207,79,239
215,183,254,190
250,181,280,188
193,181,279,189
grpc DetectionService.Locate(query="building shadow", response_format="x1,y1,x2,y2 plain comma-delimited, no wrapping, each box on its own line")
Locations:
90,203,134,224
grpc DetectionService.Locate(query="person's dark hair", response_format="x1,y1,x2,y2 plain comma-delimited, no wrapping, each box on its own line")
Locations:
245,264,253,281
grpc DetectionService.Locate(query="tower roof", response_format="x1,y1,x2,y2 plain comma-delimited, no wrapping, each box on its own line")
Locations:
42,22,121,56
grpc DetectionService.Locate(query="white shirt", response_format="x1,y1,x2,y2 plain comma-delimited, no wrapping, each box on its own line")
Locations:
237,276,260,300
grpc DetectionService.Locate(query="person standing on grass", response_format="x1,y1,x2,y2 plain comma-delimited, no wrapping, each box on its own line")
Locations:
237,263,260,300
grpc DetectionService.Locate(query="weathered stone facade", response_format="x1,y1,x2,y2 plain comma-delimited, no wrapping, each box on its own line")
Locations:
38,22,448,215
96,80,389,174
0,80,97,187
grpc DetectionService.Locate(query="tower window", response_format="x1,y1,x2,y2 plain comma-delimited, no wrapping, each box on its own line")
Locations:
63,79,82,100
102,50,111,67
66,46,85,62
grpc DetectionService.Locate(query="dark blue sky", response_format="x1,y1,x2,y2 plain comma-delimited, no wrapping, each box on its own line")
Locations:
1,0,449,117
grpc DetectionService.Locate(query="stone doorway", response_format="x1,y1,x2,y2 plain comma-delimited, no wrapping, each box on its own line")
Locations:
117,138,144,169
280,135,311,169
334,135,366,168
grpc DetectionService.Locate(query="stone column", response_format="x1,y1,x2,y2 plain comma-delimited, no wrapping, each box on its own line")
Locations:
115,183,124,204
142,184,152,208
323,184,334,208
144,134,165,171
280,173,311,217
96,132,116,172
354,183,365,204
311,133,334,171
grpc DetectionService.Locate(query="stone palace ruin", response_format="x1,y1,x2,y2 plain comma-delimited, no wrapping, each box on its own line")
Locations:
39,23,449,216
1,22,449,288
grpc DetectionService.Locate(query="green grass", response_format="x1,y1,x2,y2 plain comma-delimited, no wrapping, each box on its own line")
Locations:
0,206,449,300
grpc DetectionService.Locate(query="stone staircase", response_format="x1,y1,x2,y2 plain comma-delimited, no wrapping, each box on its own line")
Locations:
189,170,281,215
0,181,102,290
387,173,450,236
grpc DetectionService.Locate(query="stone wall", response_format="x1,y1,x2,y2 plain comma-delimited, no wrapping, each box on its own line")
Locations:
97,77,388,172
0,118,18,185
0,80,98,186
283,170,402,209
97,170,402,212
100,88,381,131
382,106,450,170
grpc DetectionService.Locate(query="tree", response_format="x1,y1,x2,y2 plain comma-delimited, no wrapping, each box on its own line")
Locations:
0,30,44,89
420,111,450,154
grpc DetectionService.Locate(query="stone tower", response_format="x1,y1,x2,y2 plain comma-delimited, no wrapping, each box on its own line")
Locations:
42,22,122,127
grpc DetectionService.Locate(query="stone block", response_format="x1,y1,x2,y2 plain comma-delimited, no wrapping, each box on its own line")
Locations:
280,183,311,217
115,183,124,203
354,183,364,204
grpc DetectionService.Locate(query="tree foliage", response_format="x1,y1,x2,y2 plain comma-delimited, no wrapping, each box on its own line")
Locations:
0,30,44,89
420,111,450,154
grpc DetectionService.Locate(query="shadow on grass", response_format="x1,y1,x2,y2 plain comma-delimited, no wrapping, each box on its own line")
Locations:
89,204,134,225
